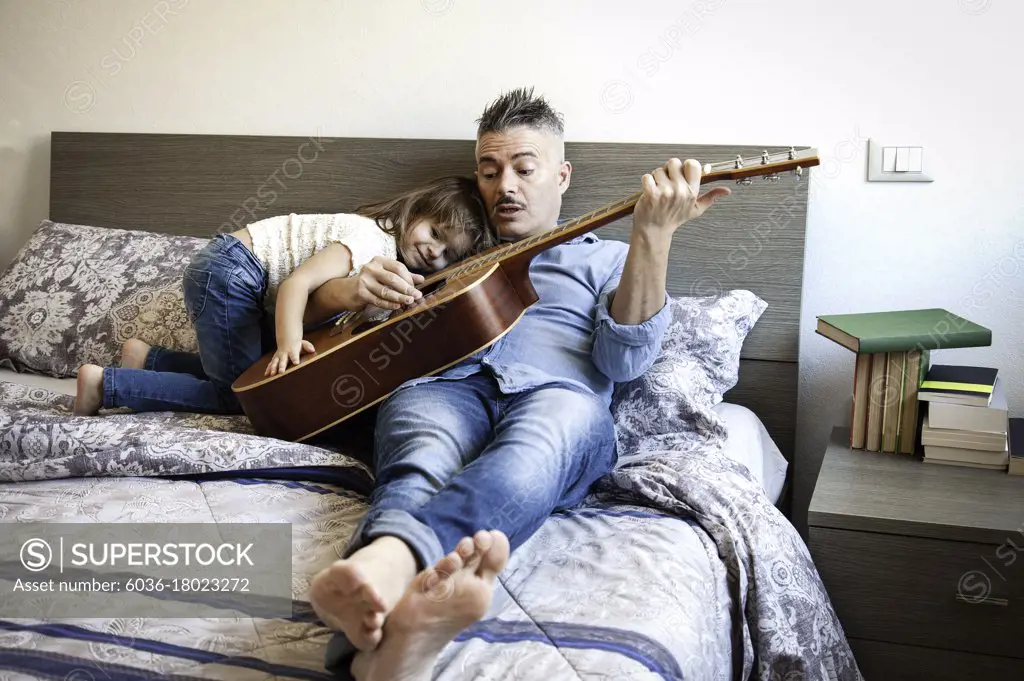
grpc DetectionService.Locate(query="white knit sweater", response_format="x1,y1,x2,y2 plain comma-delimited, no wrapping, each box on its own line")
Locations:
246,212,397,316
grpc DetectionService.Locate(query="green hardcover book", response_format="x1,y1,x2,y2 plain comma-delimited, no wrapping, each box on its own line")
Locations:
815,308,991,354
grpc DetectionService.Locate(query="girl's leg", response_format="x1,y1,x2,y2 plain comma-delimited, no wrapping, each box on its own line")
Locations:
145,346,208,379
121,338,207,379
77,235,269,415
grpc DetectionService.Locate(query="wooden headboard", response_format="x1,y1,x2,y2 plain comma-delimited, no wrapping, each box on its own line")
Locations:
49,132,810,509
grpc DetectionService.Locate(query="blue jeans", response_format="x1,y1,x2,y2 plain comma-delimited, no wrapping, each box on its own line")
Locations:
324,372,618,674
102,234,272,414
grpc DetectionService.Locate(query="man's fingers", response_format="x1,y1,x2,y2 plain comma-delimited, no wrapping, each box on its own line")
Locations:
695,186,732,215
665,157,685,183
378,258,420,286
372,270,420,298
641,173,656,195
302,340,316,354
681,159,702,194
651,166,669,188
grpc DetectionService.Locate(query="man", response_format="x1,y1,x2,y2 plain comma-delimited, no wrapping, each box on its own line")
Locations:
306,87,730,681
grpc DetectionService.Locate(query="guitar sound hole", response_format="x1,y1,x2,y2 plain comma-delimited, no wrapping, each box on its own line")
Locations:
419,279,446,296
352,317,387,335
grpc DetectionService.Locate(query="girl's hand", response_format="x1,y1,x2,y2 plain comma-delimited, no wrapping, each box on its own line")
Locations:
265,339,316,376
352,257,425,310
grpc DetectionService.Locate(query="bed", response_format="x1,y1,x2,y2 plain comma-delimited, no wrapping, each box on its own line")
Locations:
0,132,861,680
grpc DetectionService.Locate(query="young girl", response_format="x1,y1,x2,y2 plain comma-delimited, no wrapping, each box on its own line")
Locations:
73,176,495,417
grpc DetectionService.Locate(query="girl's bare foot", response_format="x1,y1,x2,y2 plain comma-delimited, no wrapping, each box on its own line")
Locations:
309,536,418,651
353,529,510,681
120,338,151,369
73,364,104,415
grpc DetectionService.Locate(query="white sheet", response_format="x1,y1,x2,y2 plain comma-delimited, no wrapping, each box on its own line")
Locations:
0,368,77,395
713,402,789,504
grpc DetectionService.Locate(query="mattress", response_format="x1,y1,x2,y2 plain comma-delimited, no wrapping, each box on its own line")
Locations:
0,376,859,681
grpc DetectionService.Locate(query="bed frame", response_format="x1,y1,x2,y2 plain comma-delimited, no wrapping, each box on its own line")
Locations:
48,131,810,514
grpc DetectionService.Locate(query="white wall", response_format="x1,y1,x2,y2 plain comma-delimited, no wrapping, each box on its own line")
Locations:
2,0,1021,534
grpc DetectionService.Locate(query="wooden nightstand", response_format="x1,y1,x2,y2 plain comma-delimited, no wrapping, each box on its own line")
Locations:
808,426,1024,681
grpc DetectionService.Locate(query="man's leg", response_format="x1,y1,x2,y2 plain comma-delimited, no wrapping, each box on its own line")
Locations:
340,385,616,681
314,374,496,660
408,384,618,554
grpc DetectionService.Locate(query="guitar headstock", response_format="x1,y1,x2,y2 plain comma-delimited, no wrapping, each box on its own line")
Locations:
700,147,820,185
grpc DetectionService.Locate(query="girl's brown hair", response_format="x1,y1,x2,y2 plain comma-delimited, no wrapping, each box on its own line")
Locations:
355,176,497,265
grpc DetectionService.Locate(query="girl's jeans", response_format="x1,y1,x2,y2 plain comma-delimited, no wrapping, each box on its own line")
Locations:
102,234,272,414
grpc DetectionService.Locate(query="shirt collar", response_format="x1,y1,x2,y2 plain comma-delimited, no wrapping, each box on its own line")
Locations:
553,219,599,245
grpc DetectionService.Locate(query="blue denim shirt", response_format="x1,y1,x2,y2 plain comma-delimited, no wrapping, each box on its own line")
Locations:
400,233,671,407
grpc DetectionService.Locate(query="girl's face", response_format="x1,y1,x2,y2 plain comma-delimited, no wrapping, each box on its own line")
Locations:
400,218,471,272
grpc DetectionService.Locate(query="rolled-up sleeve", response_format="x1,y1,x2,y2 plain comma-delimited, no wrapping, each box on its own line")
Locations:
591,265,672,383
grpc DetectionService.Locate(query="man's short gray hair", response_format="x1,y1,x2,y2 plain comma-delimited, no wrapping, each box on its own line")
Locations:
476,87,564,139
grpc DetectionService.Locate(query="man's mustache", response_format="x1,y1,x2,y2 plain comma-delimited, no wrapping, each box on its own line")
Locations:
493,197,525,212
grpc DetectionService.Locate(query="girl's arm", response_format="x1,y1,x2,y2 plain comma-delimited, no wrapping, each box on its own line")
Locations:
266,245,426,376
266,243,355,376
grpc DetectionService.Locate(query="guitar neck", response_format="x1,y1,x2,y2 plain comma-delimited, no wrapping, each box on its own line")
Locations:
423,147,819,286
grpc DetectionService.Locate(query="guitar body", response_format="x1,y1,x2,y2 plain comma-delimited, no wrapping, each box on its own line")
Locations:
231,261,536,442
231,147,819,442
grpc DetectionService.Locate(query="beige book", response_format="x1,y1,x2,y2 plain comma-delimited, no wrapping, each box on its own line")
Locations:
881,352,906,453
923,459,1007,470
921,415,1008,452
923,444,1008,466
865,352,887,452
850,353,872,449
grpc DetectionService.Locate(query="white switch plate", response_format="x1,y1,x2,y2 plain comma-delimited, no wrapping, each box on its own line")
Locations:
868,139,933,182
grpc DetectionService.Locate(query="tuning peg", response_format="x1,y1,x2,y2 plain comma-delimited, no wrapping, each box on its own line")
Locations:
734,155,744,169
788,146,796,160
793,165,803,181
736,177,754,186
764,173,780,182
761,150,770,165
702,163,712,175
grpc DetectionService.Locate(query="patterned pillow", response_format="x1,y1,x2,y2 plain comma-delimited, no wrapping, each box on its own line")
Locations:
611,289,767,452
0,220,208,378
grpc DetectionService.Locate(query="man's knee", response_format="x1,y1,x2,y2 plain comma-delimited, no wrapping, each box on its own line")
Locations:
533,387,615,442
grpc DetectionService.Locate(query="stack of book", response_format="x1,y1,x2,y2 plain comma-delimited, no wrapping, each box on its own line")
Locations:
816,308,992,455
919,366,1009,470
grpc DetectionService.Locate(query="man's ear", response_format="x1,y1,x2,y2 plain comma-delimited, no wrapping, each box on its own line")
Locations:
558,160,572,195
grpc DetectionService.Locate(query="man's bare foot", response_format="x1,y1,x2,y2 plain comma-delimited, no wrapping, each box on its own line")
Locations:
352,529,510,681
309,536,418,651
120,338,151,369
73,364,104,415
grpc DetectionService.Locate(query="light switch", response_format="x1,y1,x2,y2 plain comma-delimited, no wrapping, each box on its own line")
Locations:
895,147,910,172
867,139,933,182
882,147,896,172
908,147,923,172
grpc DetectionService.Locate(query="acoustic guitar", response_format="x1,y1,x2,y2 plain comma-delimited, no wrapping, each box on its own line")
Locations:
231,148,819,442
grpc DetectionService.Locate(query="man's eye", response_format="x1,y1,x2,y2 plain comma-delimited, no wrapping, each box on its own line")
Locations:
518,168,534,176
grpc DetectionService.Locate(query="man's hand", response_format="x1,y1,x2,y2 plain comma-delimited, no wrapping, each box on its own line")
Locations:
607,158,731,327
632,158,731,238
351,257,425,311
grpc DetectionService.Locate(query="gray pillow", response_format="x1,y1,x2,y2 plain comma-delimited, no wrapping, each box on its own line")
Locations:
610,289,767,452
0,220,208,378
